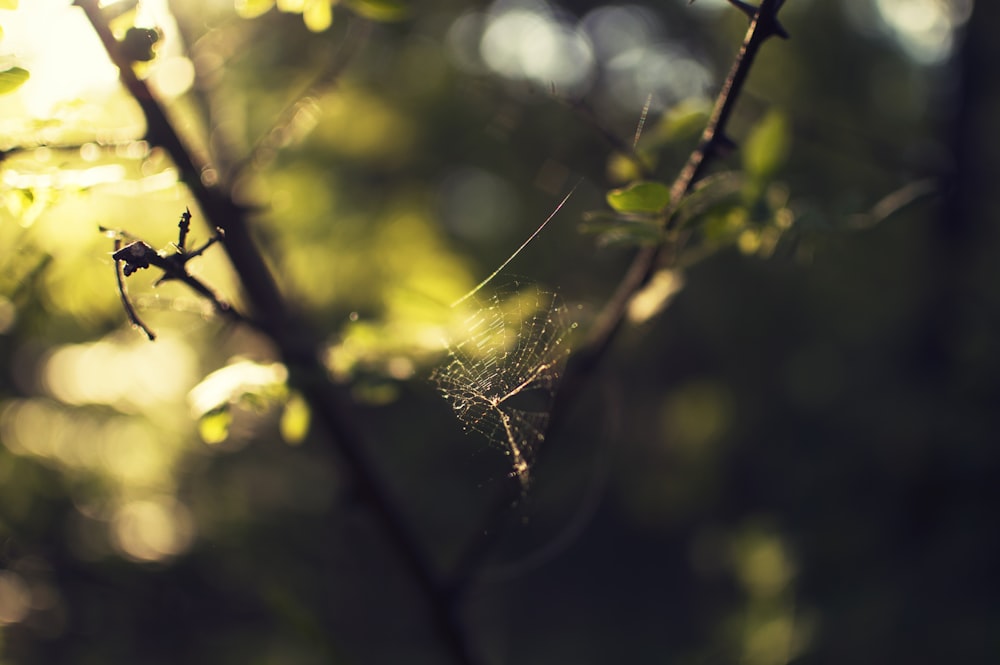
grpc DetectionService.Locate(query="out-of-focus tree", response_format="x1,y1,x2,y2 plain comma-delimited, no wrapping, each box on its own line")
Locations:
0,0,996,664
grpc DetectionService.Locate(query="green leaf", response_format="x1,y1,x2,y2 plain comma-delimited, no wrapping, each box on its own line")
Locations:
580,211,664,247
198,407,232,445
303,0,332,31
279,392,311,444
234,0,275,19
743,110,790,180
343,0,408,21
188,359,289,416
674,171,745,229
657,98,710,143
606,181,671,214
0,67,28,95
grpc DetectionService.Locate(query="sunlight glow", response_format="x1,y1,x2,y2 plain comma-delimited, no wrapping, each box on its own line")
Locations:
479,5,595,94
447,1,714,114
0,571,31,625
113,496,195,562
627,269,684,324
0,0,119,116
874,0,972,64
43,334,198,410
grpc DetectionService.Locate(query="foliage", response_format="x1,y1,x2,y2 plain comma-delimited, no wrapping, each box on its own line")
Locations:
0,1,996,664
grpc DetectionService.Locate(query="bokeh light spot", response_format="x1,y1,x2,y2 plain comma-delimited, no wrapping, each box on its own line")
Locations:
478,2,595,94
113,497,195,562
0,571,31,625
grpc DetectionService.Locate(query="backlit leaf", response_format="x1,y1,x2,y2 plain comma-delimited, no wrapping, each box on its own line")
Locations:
303,0,332,31
655,98,710,143
188,359,289,417
0,67,28,95
234,0,274,18
344,0,408,21
279,392,311,444
198,407,232,445
743,111,790,180
580,211,663,247
606,181,671,214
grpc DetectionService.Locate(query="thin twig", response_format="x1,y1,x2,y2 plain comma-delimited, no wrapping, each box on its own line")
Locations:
229,19,372,180
563,97,654,179
112,236,156,341
105,211,246,335
848,178,938,229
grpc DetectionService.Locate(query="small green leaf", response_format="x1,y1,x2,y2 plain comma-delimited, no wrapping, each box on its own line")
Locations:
656,98,710,143
343,0,408,21
674,171,745,229
188,359,289,416
580,211,663,247
743,110,790,180
279,392,311,444
606,181,671,214
198,407,232,445
303,0,332,31
0,67,28,95
234,0,274,18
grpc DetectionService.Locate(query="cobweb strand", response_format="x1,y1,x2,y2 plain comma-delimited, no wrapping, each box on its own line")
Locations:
432,282,576,487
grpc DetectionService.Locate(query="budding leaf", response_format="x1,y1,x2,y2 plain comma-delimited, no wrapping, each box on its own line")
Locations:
743,111,790,180
279,392,311,444
303,0,332,31
234,0,274,18
0,67,28,95
606,181,671,214
344,0,408,21
198,406,232,444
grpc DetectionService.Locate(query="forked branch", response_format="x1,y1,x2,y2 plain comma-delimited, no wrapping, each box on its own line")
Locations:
103,208,245,340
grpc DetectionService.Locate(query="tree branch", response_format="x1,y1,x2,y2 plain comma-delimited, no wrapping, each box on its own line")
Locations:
448,0,790,597
76,3,480,663
552,0,788,431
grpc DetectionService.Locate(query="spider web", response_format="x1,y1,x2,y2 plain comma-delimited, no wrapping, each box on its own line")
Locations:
432,281,576,488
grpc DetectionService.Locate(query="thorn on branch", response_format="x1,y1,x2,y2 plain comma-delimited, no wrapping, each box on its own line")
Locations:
711,133,738,158
722,0,790,39
112,237,156,341
177,207,191,252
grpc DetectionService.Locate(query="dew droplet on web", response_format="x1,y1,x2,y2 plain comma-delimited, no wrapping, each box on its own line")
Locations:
431,281,575,488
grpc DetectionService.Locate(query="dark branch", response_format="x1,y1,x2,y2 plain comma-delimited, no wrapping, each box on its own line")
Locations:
77,3,480,663
554,0,788,423
450,0,790,593
112,236,156,341
105,214,246,338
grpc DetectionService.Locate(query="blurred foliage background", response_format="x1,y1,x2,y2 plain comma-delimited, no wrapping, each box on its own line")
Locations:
0,0,996,664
